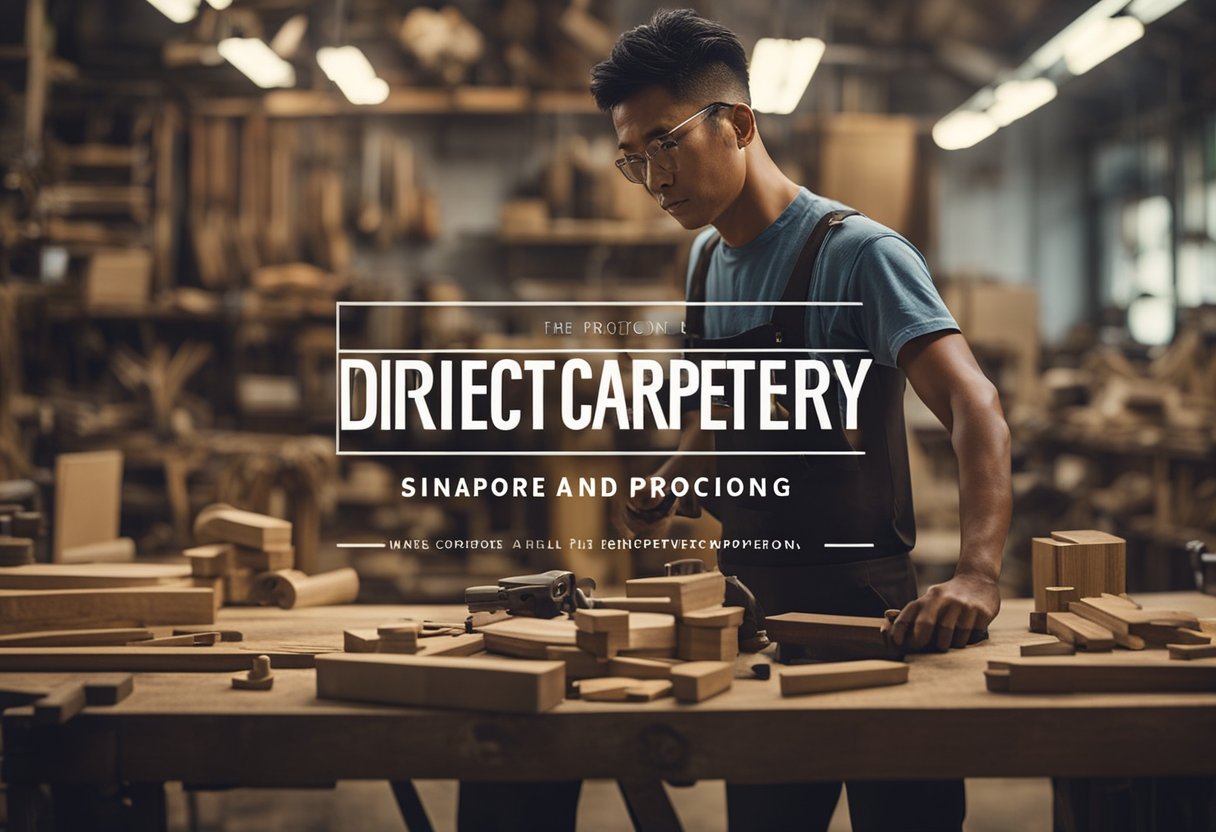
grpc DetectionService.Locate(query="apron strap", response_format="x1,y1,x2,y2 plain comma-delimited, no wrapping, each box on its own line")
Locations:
771,209,860,347
684,233,722,346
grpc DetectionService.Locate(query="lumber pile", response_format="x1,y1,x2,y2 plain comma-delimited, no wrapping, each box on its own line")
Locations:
1031,530,1125,612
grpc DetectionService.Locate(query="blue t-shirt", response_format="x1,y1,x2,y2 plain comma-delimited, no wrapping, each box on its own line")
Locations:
686,187,958,368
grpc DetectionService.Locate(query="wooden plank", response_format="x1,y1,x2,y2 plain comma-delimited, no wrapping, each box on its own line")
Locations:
234,545,294,572
0,628,153,646
625,572,725,615
680,606,744,629
574,608,628,634
1168,643,1216,660
592,597,674,613
765,612,904,661
315,653,565,714
577,677,636,702
0,647,318,671
576,629,627,659
989,658,1216,693
624,679,672,702
608,656,674,680
129,632,218,647
0,587,216,633
481,617,575,658
0,563,191,589
415,633,484,657
1046,612,1116,651
59,538,135,564
1066,601,1146,649
172,626,242,642
677,624,737,661
780,660,909,696
193,503,292,550
82,673,134,705
54,451,123,561
34,682,86,725
1031,537,1064,612
1020,638,1076,656
250,568,358,609
670,661,733,703
184,544,235,578
545,645,609,679
344,629,380,653
377,623,420,654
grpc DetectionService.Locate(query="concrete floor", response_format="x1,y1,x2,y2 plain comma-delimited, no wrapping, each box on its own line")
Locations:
168,778,1052,831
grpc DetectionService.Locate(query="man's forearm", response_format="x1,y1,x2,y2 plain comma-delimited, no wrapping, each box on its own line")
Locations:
949,390,1011,583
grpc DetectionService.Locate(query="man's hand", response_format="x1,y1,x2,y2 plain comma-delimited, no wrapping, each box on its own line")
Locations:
884,572,1000,650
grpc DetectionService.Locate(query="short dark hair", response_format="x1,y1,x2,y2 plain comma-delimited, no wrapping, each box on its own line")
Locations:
590,9,750,112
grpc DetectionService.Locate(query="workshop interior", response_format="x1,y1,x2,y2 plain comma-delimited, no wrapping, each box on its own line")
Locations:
1,0,1215,830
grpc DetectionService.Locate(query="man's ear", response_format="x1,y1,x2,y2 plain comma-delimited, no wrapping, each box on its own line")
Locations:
729,104,757,149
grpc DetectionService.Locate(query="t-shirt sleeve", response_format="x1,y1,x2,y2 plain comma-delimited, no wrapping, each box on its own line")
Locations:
846,234,959,368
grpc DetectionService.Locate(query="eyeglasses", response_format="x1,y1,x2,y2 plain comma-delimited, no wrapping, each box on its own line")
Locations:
615,102,733,185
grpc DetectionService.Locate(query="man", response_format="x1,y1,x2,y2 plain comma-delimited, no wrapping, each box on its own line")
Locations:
595,9,1012,832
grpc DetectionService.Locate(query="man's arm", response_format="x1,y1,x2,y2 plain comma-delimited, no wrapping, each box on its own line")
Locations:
886,330,1011,650
621,418,715,537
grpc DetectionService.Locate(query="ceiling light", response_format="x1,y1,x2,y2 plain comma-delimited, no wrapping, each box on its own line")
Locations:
988,78,1058,127
217,37,296,88
1063,16,1145,76
1127,0,1188,23
145,0,199,24
932,110,998,150
317,46,390,106
749,38,826,115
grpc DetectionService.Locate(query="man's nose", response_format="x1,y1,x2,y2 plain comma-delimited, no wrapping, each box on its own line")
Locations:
645,161,673,194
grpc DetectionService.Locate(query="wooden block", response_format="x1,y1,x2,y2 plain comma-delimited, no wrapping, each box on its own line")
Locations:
1133,625,1210,648
608,656,674,680
680,606,745,629
575,608,629,634
1044,587,1079,613
315,653,565,714
0,647,317,671
677,624,737,661
184,543,235,578
193,503,292,550
625,572,725,615
232,655,275,690
54,451,123,561
82,673,134,705
0,628,153,647
0,563,192,589
670,661,733,703
34,682,87,724
1070,597,1201,647
251,568,358,609
1020,638,1076,656
1168,643,1216,660
765,612,904,661
1031,537,1065,612
0,587,216,634
1066,601,1145,649
130,632,218,647
415,633,484,657
344,629,380,653
1046,612,1115,651
624,679,672,702
779,660,909,696
988,658,1216,693
1052,530,1125,596
83,248,152,309
234,545,294,572
0,536,34,565
593,597,675,613
481,617,575,658
377,623,420,654
224,567,256,605
576,677,636,701
173,626,242,642
545,645,609,679
576,628,627,658
59,538,135,564
626,613,677,651
1029,611,1048,634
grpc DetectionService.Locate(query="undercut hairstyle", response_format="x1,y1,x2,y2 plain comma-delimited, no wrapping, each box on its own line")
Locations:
590,9,751,112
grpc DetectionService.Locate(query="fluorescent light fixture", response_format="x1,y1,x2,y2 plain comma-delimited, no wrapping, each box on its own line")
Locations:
317,45,390,105
749,37,826,115
205,0,233,9
1128,0,1188,23
988,78,1058,127
146,0,199,24
1063,16,1145,76
217,37,296,88
932,110,998,150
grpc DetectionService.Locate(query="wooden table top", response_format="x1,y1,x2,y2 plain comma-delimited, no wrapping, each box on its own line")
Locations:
3,593,1215,785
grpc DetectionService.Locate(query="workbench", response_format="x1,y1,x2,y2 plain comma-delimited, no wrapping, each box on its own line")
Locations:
2,593,1214,831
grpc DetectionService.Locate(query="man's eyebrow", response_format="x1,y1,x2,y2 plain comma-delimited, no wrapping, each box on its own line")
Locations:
618,123,673,151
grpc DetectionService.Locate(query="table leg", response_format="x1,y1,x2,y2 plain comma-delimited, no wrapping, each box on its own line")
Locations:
389,780,435,832
617,779,682,832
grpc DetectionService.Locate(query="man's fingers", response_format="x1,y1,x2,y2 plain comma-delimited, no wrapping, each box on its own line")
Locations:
890,603,919,647
934,604,962,652
953,608,979,649
910,606,939,650
880,609,900,635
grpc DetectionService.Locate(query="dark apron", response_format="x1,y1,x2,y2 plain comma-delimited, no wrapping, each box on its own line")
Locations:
685,210,919,618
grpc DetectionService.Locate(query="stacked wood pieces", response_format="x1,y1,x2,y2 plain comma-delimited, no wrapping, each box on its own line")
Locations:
1031,530,1125,612
764,612,905,661
677,605,743,661
315,653,566,714
342,626,485,658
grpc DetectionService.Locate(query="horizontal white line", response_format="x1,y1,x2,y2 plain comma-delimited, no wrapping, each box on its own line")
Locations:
334,452,856,457
823,543,876,548
337,301,862,307
336,348,870,354
335,543,387,548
